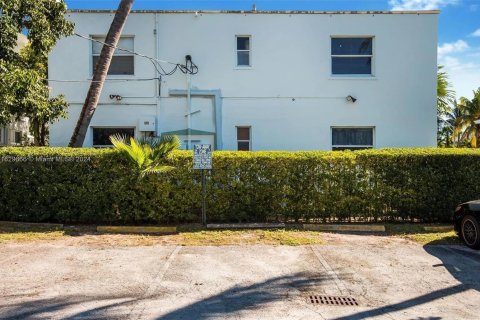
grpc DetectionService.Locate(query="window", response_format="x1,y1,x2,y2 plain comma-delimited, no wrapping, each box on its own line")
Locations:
331,37,373,75
14,131,22,144
237,127,251,151
236,36,251,67
332,127,374,150
92,127,135,147
92,36,134,75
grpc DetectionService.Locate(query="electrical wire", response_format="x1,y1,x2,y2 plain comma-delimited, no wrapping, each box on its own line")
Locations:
47,77,160,82
74,33,198,76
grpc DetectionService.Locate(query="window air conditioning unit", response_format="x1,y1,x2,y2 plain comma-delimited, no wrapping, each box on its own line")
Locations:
138,118,156,132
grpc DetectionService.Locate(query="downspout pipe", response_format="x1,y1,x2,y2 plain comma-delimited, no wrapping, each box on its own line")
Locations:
154,13,160,137
186,72,192,149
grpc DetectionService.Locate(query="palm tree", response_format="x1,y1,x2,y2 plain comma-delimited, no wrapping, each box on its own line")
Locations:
437,66,456,115
438,101,464,147
110,135,181,178
456,89,480,147
69,0,135,147
437,66,456,147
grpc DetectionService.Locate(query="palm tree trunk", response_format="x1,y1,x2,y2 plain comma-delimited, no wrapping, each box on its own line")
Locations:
476,124,480,148
69,0,135,147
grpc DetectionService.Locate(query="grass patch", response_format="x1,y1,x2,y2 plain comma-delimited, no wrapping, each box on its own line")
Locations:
0,231,65,243
401,231,461,245
178,230,324,246
385,224,461,245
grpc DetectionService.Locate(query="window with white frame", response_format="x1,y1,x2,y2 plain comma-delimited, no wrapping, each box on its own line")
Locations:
237,127,251,151
92,36,134,75
331,37,373,75
331,127,374,150
92,127,135,147
236,36,251,67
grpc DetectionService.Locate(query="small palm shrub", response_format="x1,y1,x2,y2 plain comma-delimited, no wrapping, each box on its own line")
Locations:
109,134,181,178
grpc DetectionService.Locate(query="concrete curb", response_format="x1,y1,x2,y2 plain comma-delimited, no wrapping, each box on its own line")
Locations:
207,223,285,229
97,226,177,234
423,226,453,232
303,224,386,232
0,221,63,230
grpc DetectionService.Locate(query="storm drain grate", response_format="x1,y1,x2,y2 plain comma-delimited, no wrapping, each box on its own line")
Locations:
308,295,359,306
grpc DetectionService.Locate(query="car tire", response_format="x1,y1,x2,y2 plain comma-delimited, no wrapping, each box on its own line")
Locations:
461,215,480,250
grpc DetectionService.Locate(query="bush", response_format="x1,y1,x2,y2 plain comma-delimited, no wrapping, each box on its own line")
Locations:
0,147,479,224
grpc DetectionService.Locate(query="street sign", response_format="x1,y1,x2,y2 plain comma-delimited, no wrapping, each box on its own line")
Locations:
193,144,212,225
193,144,212,170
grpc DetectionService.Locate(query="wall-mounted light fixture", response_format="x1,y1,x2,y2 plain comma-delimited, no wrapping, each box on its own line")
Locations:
109,94,122,101
346,95,357,103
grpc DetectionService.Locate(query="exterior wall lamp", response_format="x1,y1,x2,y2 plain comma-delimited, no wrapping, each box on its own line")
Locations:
109,94,122,101
346,95,357,103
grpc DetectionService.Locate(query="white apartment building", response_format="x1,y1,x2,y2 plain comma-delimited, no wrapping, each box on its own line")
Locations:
49,10,438,150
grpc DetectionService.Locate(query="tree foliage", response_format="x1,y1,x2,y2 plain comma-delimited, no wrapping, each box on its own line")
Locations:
437,65,456,147
110,135,181,178
455,89,480,147
0,0,73,145
437,65,456,115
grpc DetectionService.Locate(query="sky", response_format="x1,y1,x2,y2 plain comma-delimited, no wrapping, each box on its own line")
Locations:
65,0,480,100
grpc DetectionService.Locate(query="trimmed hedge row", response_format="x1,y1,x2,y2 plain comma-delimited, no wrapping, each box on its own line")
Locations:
1,147,479,224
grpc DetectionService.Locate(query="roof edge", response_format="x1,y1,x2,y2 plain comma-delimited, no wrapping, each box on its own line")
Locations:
66,9,440,15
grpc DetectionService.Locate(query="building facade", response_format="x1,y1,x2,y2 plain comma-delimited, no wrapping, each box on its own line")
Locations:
49,10,438,150
0,118,30,146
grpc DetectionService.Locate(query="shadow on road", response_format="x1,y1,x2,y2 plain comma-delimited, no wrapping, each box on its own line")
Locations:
156,272,330,320
0,295,140,320
0,272,330,319
332,244,480,320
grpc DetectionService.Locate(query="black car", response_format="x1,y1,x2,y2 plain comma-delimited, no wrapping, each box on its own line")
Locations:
454,200,480,249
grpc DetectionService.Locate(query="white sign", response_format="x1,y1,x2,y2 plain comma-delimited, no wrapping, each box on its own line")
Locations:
193,144,212,169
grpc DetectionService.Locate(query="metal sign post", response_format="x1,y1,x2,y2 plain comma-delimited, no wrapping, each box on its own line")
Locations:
193,144,212,225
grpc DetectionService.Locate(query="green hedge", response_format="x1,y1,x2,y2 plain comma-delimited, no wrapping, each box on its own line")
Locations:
0,147,479,224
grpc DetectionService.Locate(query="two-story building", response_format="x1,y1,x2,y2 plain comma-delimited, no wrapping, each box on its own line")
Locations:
49,10,438,150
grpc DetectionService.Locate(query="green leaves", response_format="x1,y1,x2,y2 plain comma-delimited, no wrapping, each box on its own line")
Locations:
1,147,480,224
110,135,180,178
0,0,73,145
0,0,74,59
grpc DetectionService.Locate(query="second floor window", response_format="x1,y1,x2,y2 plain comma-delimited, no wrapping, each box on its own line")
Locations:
92,36,134,75
331,37,373,75
236,36,251,67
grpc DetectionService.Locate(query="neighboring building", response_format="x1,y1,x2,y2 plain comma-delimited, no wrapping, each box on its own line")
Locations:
0,34,32,147
48,10,438,150
0,118,30,146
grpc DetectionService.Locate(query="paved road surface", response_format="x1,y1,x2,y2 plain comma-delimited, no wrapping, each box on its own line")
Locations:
0,234,479,319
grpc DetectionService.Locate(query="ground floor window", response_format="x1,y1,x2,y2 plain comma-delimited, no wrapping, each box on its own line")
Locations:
331,127,374,151
236,126,251,151
14,131,22,144
92,127,135,147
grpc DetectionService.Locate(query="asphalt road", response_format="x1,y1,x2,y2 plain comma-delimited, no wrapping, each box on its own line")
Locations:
1,234,479,319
